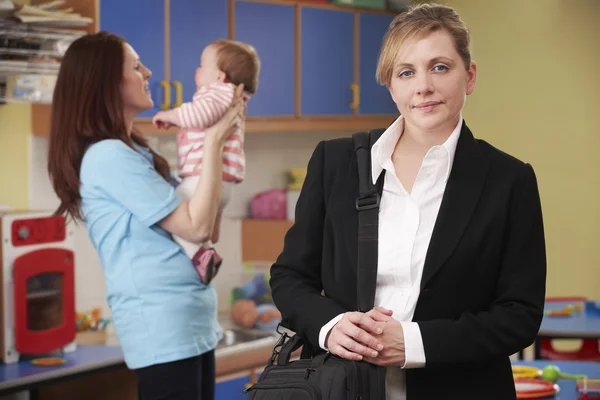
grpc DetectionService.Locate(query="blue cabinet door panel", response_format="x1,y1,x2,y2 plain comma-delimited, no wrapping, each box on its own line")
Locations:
359,13,398,115
215,375,250,400
100,0,165,118
170,0,228,104
235,2,295,116
301,8,354,116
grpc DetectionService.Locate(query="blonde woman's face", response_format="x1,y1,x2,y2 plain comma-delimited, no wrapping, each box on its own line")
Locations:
389,29,476,134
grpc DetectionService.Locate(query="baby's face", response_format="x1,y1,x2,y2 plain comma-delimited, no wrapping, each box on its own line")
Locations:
195,45,224,90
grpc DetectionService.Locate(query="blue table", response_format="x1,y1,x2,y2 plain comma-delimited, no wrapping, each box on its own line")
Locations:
0,345,125,396
540,301,600,338
513,360,600,400
535,301,600,359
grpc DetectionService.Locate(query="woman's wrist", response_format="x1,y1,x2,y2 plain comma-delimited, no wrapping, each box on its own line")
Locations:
204,135,223,153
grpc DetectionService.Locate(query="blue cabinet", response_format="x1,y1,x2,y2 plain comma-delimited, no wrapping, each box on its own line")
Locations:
301,7,355,116
99,0,165,118
215,373,251,400
359,13,398,115
170,0,228,104
235,2,295,117
98,0,398,126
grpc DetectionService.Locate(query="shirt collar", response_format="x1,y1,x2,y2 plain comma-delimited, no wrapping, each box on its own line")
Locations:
371,115,463,184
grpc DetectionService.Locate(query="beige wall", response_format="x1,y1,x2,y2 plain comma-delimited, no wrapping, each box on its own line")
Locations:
0,104,30,209
0,0,30,209
440,0,600,297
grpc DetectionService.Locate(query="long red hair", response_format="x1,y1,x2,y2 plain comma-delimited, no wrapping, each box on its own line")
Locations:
47,32,171,221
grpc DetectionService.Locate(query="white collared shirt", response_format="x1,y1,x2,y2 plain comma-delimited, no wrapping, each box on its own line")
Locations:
319,115,462,399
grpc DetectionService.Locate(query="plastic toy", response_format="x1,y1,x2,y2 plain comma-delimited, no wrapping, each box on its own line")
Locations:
230,273,271,305
31,357,66,367
514,378,559,399
512,365,542,380
545,302,583,317
75,307,111,333
541,364,586,383
231,299,281,330
576,378,600,399
230,273,281,330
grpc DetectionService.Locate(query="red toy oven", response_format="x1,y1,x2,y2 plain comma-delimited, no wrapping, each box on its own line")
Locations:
0,211,76,364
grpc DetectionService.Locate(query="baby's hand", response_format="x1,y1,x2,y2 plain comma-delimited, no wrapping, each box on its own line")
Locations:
152,111,175,129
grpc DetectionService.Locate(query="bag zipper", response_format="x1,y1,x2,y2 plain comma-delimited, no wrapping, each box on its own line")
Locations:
261,366,312,379
243,380,322,399
328,355,361,396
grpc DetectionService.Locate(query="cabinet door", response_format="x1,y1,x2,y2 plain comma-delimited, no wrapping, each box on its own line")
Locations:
235,2,295,117
100,0,165,118
215,374,251,400
358,13,398,115
301,7,354,116
170,0,228,104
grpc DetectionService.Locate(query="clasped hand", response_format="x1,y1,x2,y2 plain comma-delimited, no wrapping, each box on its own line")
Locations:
325,307,406,367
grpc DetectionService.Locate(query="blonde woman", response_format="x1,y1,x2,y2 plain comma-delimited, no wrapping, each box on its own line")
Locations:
270,3,546,399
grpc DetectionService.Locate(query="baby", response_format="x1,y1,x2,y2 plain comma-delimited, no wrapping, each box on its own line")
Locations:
153,39,260,284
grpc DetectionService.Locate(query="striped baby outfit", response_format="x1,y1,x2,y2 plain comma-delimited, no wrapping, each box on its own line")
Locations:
176,82,249,182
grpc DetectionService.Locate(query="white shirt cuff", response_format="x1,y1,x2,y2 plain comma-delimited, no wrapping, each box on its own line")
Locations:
318,314,344,351
401,321,426,368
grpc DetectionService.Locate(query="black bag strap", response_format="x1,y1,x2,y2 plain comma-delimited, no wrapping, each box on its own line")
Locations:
276,332,303,366
353,129,386,312
273,128,387,366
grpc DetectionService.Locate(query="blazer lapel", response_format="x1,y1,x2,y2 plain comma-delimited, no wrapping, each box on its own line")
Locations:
420,122,490,290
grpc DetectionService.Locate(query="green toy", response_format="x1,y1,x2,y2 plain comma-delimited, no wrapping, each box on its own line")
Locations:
541,365,586,383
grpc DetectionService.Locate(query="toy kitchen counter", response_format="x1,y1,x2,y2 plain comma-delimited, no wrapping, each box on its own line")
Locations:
0,316,280,400
214,314,279,377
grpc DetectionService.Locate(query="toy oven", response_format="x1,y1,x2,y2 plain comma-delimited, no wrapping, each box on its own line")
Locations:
0,211,76,364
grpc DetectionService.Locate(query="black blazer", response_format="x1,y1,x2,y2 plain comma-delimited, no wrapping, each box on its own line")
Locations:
270,122,547,399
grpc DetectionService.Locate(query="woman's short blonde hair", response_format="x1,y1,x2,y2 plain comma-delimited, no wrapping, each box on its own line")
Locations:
376,3,471,87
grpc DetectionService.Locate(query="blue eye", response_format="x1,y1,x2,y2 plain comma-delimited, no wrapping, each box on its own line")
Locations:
433,65,448,72
399,70,413,78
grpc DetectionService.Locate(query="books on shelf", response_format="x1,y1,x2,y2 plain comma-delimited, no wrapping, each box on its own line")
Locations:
0,1,90,104
0,0,92,26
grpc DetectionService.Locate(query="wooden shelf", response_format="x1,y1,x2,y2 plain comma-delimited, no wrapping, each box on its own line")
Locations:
133,115,396,135
241,219,294,262
30,0,99,34
30,0,98,137
32,110,395,136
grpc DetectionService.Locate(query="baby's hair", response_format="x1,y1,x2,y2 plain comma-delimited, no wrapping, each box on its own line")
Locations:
212,39,260,94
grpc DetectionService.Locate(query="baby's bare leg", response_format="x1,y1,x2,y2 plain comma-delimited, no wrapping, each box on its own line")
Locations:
211,212,222,244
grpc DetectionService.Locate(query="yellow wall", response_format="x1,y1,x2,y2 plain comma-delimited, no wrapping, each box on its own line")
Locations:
0,0,30,209
0,104,31,209
439,0,600,298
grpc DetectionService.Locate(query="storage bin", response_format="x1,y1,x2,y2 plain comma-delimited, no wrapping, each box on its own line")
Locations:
387,0,410,12
330,0,387,10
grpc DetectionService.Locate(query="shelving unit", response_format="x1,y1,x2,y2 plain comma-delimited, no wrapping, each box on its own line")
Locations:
21,0,400,135
0,20,87,103
241,219,294,262
0,0,94,105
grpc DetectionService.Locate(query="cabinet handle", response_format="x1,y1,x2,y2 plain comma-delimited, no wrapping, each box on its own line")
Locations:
172,81,183,108
350,83,360,111
160,80,171,110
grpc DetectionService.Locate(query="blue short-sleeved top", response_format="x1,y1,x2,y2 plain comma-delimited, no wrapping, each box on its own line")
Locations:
80,139,221,369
